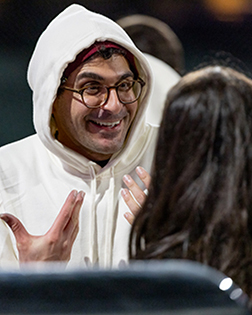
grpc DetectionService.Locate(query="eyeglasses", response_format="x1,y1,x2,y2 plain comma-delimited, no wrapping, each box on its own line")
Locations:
59,78,145,109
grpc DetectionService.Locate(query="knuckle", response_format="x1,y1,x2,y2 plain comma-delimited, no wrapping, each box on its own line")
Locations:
11,222,20,233
135,191,145,203
62,240,69,251
62,210,71,221
47,233,60,245
139,193,146,203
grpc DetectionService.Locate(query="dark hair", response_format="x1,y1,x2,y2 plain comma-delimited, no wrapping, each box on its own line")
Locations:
129,65,252,299
92,46,126,60
89,46,138,79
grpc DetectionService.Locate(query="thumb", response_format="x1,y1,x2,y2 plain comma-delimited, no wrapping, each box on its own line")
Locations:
0,213,30,243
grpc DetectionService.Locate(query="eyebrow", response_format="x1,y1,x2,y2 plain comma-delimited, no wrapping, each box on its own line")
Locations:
76,71,134,84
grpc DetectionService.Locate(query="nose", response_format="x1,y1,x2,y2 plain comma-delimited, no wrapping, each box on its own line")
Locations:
101,88,123,114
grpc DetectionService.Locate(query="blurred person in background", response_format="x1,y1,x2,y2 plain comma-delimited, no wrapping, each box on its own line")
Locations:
117,14,184,125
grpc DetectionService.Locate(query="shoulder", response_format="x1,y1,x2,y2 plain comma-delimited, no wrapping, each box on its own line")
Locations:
0,134,47,173
0,134,41,152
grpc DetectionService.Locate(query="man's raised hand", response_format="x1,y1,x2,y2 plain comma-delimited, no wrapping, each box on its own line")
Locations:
0,190,84,264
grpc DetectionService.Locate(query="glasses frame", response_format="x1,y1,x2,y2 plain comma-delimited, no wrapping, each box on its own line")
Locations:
59,78,146,109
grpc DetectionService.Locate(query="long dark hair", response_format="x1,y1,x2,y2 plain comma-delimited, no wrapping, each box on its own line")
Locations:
129,66,252,297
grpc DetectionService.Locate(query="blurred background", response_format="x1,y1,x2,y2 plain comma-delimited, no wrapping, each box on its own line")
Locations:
1,0,252,146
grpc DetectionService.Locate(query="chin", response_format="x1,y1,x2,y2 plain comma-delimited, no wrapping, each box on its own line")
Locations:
97,139,125,153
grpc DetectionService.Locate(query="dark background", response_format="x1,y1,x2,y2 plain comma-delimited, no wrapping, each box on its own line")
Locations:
1,0,252,146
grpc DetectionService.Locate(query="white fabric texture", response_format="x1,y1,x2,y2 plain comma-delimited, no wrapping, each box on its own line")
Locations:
144,53,181,126
0,4,159,269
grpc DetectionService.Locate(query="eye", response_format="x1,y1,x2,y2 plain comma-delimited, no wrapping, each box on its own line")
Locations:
83,84,104,95
118,80,134,92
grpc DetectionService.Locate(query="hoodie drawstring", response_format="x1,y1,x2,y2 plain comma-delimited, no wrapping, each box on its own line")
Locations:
88,165,97,265
104,167,116,267
87,165,117,268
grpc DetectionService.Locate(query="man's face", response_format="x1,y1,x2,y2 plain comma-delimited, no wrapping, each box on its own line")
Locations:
52,54,138,162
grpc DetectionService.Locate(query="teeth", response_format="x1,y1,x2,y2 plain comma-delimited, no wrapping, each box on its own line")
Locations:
96,120,120,127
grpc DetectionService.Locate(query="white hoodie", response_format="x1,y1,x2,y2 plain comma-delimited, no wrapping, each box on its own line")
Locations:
144,53,181,126
0,4,159,269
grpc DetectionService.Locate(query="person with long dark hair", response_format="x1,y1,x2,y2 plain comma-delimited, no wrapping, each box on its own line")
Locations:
129,65,252,300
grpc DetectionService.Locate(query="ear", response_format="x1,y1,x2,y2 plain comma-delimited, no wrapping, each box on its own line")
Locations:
50,111,58,138
51,96,59,114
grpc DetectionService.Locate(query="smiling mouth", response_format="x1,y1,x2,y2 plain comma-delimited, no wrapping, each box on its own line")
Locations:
91,120,121,128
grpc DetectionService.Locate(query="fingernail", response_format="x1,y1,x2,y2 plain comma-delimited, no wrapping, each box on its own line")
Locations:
73,190,77,197
124,212,130,219
123,175,131,184
79,191,85,198
121,188,128,197
136,166,144,175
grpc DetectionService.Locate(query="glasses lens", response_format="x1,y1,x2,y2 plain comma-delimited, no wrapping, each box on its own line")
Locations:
118,80,142,104
82,85,107,108
81,80,143,108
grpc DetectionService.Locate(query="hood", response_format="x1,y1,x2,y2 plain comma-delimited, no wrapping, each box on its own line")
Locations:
27,4,153,171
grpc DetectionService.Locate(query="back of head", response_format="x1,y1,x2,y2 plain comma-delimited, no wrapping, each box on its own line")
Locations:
117,14,184,75
130,65,252,298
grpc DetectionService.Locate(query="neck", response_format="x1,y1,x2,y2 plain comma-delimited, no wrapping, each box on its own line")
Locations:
95,159,110,167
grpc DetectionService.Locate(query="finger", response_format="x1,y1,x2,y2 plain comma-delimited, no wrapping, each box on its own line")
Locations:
0,213,30,242
123,175,147,207
71,191,85,222
69,223,80,245
136,166,151,189
124,212,135,225
60,223,80,262
64,191,85,234
121,188,141,216
50,190,78,233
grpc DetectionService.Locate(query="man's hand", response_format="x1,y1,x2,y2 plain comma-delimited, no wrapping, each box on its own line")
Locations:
0,190,84,264
121,166,151,224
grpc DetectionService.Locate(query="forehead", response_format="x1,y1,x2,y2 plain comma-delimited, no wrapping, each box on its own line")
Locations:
68,54,133,84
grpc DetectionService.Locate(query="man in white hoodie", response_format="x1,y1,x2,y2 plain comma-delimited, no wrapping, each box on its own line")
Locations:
0,4,158,269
